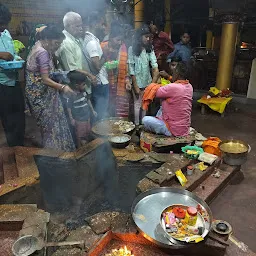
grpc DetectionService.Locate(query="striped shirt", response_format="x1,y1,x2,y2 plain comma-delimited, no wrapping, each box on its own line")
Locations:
68,92,91,121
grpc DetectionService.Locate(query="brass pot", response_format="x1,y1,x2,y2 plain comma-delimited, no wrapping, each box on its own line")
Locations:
219,140,250,166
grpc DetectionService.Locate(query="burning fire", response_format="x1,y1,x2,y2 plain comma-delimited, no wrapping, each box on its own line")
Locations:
105,246,134,256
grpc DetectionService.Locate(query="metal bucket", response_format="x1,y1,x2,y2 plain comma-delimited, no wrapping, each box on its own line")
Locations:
219,140,250,166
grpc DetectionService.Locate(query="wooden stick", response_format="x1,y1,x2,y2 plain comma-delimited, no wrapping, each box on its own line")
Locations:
45,240,85,248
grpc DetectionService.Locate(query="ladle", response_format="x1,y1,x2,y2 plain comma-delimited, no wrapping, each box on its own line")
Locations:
12,235,85,256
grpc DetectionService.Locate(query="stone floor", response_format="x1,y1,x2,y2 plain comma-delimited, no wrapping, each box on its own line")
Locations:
191,104,256,252
0,103,256,252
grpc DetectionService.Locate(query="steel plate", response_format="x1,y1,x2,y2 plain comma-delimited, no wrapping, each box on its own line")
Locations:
131,187,213,249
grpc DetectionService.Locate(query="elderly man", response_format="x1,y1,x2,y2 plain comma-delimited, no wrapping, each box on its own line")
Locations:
57,12,96,88
56,12,97,148
83,14,109,121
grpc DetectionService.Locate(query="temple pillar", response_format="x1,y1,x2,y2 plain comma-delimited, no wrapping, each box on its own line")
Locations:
134,0,144,29
206,30,213,49
216,14,240,90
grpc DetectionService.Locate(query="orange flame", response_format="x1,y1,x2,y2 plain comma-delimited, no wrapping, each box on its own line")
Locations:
106,246,134,256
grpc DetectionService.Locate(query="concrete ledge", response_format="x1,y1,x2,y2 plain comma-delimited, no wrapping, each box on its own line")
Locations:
193,164,241,204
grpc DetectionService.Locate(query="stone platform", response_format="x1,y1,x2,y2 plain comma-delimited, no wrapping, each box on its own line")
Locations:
0,138,118,212
0,143,253,255
1,204,255,256
136,154,240,204
0,146,64,202
49,211,255,256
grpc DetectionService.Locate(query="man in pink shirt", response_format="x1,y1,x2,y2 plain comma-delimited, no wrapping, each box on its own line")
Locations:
142,62,193,137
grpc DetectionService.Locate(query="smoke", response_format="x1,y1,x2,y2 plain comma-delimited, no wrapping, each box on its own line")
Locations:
34,141,121,217
62,0,108,16
2,0,108,34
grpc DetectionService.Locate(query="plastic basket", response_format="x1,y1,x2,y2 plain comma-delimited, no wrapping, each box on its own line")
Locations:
104,60,119,70
182,145,204,159
0,60,25,70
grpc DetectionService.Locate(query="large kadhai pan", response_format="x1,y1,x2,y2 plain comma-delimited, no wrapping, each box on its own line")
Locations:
92,117,135,137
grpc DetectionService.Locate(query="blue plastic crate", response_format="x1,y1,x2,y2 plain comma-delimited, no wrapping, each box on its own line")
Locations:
0,60,25,70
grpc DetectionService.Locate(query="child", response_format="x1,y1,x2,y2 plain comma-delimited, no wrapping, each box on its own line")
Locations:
67,71,97,147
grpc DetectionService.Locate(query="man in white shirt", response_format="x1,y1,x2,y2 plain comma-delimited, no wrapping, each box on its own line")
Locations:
57,12,96,94
83,15,109,121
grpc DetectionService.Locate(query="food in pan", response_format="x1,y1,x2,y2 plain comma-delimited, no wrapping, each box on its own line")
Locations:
93,119,135,136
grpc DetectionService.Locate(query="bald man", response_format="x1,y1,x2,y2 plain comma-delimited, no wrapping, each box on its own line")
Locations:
57,12,96,89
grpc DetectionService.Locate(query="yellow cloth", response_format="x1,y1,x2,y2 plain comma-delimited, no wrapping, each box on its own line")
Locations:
161,78,171,86
198,96,232,114
209,87,220,96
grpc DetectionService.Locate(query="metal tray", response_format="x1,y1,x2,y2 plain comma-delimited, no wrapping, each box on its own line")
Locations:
160,205,208,244
92,117,135,137
131,187,213,249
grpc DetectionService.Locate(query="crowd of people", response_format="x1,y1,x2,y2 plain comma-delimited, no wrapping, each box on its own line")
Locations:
0,3,193,152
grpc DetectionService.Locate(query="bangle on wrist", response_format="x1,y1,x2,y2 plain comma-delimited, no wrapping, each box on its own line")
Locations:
60,84,66,91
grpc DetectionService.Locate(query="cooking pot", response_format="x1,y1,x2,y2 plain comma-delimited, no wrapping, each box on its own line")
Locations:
108,134,131,149
219,140,251,166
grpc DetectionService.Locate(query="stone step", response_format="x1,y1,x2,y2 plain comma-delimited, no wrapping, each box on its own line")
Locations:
136,155,240,208
172,159,221,191
136,157,221,194
0,146,62,198
0,204,38,223
193,164,240,204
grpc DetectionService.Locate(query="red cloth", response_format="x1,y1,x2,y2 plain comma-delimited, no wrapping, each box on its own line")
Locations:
153,31,174,59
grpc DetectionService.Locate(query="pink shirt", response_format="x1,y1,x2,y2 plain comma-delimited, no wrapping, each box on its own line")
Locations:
156,82,193,136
